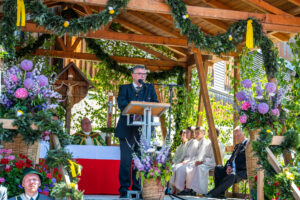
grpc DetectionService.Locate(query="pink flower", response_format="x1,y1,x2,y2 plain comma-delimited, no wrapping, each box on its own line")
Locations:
44,131,50,136
150,172,154,176
0,149,5,154
10,74,18,84
4,149,12,154
241,101,251,110
240,114,247,124
40,190,49,196
46,173,51,179
271,109,280,117
0,177,5,184
5,165,11,173
14,88,28,99
8,155,15,161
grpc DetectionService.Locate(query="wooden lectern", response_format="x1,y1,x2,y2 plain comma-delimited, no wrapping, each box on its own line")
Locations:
122,101,170,144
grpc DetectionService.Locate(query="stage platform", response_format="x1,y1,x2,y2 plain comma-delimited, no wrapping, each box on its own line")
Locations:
84,195,244,199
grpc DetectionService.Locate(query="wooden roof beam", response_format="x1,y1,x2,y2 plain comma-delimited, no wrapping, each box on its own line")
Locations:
241,0,292,16
32,49,187,67
288,0,300,7
22,23,188,47
56,0,300,27
127,11,183,38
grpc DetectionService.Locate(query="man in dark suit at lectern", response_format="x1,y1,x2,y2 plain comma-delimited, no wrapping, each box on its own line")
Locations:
115,65,158,198
205,127,248,199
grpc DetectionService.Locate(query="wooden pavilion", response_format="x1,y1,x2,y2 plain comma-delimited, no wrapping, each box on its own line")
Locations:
0,0,299,198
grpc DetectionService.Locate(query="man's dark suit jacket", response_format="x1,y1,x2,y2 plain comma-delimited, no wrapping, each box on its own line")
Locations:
115,83,158,139
225,140,248,176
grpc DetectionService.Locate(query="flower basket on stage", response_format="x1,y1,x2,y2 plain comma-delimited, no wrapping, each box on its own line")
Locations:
0,119,40,164
142,178,165,200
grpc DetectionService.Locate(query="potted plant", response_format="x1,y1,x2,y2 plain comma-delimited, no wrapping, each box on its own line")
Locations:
132,140,172,200
0,59,69,162
235,79,287,191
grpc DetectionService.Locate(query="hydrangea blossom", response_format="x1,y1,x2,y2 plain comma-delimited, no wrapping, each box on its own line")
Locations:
257,103,269,114
236,91,247,101
14,88,28,99
271,109,280,117
242,79,252,88
240,114,247,123
20,60,33,71
241,101,251,110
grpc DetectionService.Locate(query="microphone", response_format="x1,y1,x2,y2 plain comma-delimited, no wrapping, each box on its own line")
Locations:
138,79,145,85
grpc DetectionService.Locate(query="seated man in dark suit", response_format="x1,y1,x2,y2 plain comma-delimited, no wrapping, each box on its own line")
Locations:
205,126,248,199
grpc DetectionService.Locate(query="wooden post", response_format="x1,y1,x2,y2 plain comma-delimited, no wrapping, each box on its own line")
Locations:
153,80,168,141
194,52,222,165
196,59,209,127
257,170,265,200
185,65,192,92
232,57,240,195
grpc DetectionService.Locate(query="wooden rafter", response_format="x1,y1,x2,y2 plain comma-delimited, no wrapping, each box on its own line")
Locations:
55,0,300,27
31,49,187,68
288,0,300,7
241,0,292,16
128,43,174,61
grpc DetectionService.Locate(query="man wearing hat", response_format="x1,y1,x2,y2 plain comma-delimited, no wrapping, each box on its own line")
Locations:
8,168,53,200
0,185,7,200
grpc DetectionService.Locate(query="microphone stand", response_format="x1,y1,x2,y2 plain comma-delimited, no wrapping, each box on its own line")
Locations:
152,83,184,142
153,83,185,199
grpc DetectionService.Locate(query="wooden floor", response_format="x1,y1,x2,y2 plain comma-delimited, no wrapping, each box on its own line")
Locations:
84,195,245,199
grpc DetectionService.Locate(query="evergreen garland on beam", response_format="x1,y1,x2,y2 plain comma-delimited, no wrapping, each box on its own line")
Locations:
164,0,278,78
85,38,185,81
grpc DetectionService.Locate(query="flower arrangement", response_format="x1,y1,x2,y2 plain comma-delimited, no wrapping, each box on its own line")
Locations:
0,59,61,117
0,149,61,198
236,79,286,131
132,140,172,187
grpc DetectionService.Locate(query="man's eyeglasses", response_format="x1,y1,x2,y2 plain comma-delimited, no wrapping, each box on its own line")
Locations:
134,73,147,76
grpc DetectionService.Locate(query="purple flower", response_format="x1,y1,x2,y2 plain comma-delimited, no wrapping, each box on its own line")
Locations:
14,88,28,99
242,79,252,89
21,60,33,71
236,91,246,101
18,184,23,189
257,103,269,114
51,178,57,183
26,72,33,78
239,114,247,124
265,82,276,96
8,66,21,74
24,78,34,89
10,74,18,84
38,75,48,87
271,109,280,117
256,84,263,99
133,155,144,171
38,188,42,193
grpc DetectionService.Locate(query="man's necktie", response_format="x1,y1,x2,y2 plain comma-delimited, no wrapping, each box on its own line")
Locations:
229,143,243,164
136,86,142,92
30,198,34,200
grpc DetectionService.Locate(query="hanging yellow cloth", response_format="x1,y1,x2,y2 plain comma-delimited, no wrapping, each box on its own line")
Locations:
68,159,82,177
246,19,253,49
16,0,26,26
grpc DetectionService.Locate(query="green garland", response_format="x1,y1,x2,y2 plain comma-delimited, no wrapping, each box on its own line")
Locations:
0,111,70,147
1,0,279,79
164,0,278,79
85,38,185,81
15,34,51,59
50,182,84,200
252,129,300,199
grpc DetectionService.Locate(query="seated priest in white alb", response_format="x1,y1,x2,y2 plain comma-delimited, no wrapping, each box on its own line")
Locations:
190,128,226,195
172,130,189,166
174,126,208,194
170,127,198,190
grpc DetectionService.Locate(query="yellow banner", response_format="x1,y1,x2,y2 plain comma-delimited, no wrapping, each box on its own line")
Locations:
246,19,253,49
16,0,25,26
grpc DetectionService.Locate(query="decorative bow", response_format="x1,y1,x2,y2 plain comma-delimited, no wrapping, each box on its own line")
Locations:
16,0,26,26
246,19,254,49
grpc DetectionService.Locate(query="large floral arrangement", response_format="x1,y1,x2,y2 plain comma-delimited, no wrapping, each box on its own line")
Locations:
132,140,172,187
0,59,61,117
0,149,62,198
236,79,286,131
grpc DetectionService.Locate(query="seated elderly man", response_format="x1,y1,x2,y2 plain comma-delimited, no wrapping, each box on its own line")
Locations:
190,128,225,195
175,127,209,195
0,185,7,200
72,117,106,146
8,168,53,200
205,127,248,199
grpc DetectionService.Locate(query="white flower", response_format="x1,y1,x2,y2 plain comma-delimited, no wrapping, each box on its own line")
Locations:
147,148,155,153
108,6,113,10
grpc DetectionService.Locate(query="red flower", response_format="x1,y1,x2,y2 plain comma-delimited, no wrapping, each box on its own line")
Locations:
5,165,11,173
254,175,257,182
19,154,27,159
276,192,280,196
0,159,9,165
15,160,25,169
298,187,300,191
46,173,51,179
25,163,32,168
26,159,32,164
273,182,279,186
40,191,49,196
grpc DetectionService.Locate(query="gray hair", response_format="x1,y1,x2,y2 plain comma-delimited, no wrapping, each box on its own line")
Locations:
132,65,145,73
